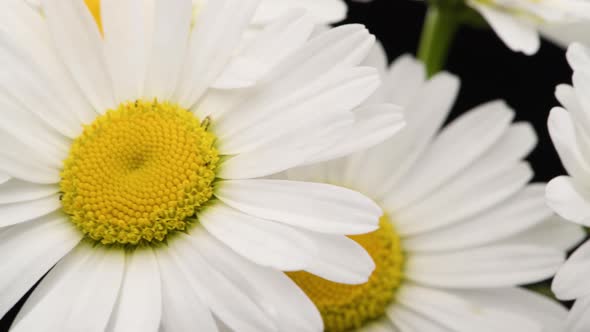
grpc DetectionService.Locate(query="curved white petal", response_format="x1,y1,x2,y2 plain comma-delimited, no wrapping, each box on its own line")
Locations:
553,240,590,300
406,245,564,288
396,162,535,236
144,0,192,100
0,179,57,205
403,184,552,251
546,176,590,226
216,66,380,155
387,304,452,332
548,107,590,187
215,179,381,234
199,202,317,271
106,249,161,332
301,231,375,284
188,228,323,332
469,1,540,55
214,9,316,89
102,0,152,104
41,0,116,113
396,284,541,332
0,194,61,228
306,103,405,165
156,247,218,332
452,288,567,332
164,234,276,332
0,213,81,318
500,216,585,252
11,243,124,332
253,0,347,25
174,0,258,107
565,297,590,332
383,100,514,211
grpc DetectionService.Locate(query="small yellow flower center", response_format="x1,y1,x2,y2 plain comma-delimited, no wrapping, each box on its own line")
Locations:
60,100,219,247
287,215,404,332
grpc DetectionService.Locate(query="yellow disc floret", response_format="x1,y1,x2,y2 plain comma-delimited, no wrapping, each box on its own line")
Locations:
60,100,219,246
288,215,404,332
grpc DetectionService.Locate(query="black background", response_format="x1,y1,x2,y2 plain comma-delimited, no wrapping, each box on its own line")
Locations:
0,0,574,330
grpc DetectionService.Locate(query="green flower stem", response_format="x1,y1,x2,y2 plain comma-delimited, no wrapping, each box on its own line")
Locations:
417,4,459,77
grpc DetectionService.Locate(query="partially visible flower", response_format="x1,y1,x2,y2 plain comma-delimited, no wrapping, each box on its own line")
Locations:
354,0,590,54
467,0,590,54
278,45,583,331
547,42,590,331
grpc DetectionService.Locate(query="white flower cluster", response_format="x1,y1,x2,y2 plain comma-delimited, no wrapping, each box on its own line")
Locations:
0,0,589,332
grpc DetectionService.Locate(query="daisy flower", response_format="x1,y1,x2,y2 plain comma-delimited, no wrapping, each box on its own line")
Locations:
280,45,584,331
353,0,590,55
0,0,405,331
466,0,590,54
546,43,590,331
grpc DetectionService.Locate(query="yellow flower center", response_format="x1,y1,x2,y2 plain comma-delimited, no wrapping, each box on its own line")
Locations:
287,215,404,332
60,100,219,247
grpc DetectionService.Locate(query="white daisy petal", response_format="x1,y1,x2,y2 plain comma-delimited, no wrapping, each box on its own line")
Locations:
402,184,551,251
383,100,514,211
553,240,590,300
0,100,69,166
306,103,405,165
359,318,400,332
213,24,375,146
300,231,375,284
11,243,125,332
165,234,276,332
567,42,590,73
501,216,586,252
102,0,152,104
156,247,218,332
0,35,81,138
106,249,161,332
189,228,323,332
396,162,535,236
198,202,316,271
213,10,316,89
41,0,116,113
548,107,590,187
0,0,96,125
452,287,567,332
345,72,459,198
468,1,540,55
406,245,564,288
0,179,58,205
0,194,61,228
215,179,381,234
253,0,347,25
143,0,192,101
216,66,380,155
387,304,452,332
384,54,427,107
0,213,81,318
174,0,259,107
555,84,590,155
0,131,61,184
396,284,541,332
565,297,590,332
546,175,590,226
